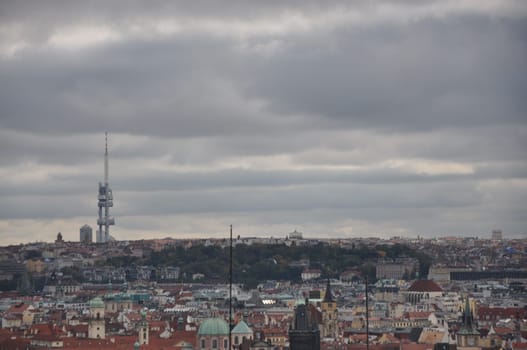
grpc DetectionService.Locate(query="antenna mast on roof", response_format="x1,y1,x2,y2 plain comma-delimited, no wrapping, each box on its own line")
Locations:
229,224,233,349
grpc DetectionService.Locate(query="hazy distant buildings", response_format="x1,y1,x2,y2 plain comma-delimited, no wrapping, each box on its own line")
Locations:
0,259,25,281
428,265,471,282
288,230,303,240
301,269,321,281
80,224,93,243
376,257,418,280
491,229,502,240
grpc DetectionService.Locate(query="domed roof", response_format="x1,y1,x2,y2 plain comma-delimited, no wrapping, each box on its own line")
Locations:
198,318,229,336
89,297,105,308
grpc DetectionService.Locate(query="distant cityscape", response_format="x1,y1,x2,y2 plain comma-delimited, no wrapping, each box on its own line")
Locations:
0,230,525,349
2,0,525,349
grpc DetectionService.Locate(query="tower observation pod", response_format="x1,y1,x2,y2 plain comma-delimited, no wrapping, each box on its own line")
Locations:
97,132,115,243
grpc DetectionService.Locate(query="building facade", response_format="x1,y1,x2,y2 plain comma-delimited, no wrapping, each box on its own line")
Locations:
80,224,93,243
197,318,229,350
289,303,320,350
88,297,105,339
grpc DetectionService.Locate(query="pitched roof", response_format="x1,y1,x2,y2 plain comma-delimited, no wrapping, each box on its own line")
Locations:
407,312,432,320
408,328,424,342
7,302,31,313
418,329,447,344
407,280,443,292
231,320,253,334
477,307,527,320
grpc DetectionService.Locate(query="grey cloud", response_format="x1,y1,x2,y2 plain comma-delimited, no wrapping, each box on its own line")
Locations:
5,162,527,198
0,36,299,141
117,181,482,217
1,13,525,138
243,16,527,131
0,1,525,242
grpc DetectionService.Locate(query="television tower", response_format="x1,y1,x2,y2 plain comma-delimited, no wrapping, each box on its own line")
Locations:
97,132,115,243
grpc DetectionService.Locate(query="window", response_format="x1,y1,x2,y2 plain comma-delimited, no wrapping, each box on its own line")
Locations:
468,337,475,346
201,339,205,349
212,339,217,348
235,336,239,344
224,339,228,349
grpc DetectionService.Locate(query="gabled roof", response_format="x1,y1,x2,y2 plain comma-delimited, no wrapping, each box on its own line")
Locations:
7,302,31,313
378,333,400,344
407,280,443,292
231,320,253,334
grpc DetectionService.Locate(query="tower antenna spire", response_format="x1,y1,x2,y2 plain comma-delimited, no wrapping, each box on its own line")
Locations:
104,132,109,185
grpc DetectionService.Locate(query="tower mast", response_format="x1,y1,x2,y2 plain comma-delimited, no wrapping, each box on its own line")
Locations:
229,224,233,349
97,132,115,243
104,132,109,185
104,132,110,242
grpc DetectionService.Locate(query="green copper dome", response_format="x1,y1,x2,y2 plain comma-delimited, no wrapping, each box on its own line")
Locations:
198,318,229,336
231,320,252,335
89,297,105,308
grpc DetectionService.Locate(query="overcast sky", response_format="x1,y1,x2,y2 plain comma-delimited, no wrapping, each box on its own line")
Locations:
0,0,526,244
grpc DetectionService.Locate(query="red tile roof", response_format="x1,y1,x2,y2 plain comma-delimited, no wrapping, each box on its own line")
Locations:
406,311,432,320
513,343,527,350
477,307,527,320
7,302,31,314
407,280,443,292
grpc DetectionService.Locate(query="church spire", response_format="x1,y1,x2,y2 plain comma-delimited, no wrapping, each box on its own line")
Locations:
463,297,474,328
323,279,334,303
458,296,479,336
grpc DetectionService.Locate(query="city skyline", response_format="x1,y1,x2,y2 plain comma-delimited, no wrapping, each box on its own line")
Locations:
0,1,526,245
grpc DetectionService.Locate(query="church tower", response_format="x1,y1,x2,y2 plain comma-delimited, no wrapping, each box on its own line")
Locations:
457,297,479,347
88,297,105,339
138,310,149,345
321,279,338,338
289,301,320,350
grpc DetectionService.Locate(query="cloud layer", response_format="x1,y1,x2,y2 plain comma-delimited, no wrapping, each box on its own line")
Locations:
0,0,526,244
